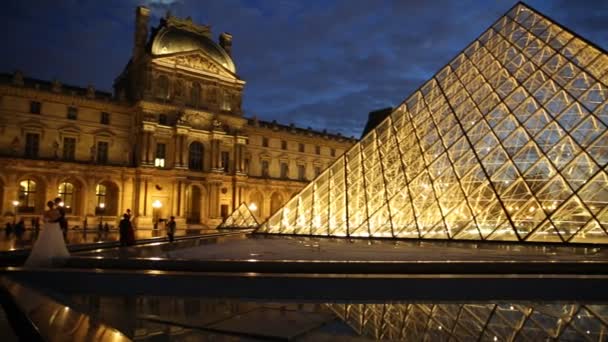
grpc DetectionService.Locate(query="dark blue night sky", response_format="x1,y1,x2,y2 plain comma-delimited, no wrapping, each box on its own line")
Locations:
1,0,606,137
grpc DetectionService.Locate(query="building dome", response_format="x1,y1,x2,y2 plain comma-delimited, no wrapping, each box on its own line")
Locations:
151,27,236,73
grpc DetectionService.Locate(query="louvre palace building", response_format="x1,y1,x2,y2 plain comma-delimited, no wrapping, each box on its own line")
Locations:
0,7,355,228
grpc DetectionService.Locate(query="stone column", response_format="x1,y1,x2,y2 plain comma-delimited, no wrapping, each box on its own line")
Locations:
141,131,148,165
208,181,220,219
2,174,18,216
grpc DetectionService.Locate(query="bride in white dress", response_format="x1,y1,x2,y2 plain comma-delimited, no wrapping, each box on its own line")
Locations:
25,201,70,267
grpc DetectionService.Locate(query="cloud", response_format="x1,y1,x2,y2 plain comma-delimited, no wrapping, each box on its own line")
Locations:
0,0,606,138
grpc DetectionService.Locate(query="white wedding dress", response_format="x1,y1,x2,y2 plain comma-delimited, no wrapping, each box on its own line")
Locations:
25,213,70,267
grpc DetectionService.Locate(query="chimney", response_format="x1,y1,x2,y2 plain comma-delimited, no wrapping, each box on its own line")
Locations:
133,6,150,62
219,32,233,56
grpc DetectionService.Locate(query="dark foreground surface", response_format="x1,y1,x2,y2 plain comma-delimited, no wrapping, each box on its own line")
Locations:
1,233,608,340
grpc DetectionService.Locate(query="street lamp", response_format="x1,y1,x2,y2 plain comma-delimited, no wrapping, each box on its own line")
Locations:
152,200,162,229
248,202,258,212
98,202,105,229
12,200,19,224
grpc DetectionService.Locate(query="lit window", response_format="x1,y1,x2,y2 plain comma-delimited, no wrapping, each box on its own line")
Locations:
95,184,106,214
58,182,74,214
155,143,166,168
18,179,36,213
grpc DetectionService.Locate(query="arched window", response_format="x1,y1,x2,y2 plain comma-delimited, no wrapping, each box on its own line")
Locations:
95,184,106,214
18,179,36,213
189,142,204,171
191,82,201,107
58,182,74,214
156,75,169,100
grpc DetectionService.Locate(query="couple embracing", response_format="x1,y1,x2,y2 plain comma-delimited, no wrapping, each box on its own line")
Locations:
25,198,70,267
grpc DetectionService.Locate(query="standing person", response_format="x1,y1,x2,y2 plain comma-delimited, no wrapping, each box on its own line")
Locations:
166,216,176,243
15,218,25,240
25,201,70,267
53,197,68,240
119,214,130,246
126,209,132,221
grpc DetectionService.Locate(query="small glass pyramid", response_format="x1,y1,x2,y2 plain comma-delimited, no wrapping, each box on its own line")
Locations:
218,203,259,229
258,2,608,244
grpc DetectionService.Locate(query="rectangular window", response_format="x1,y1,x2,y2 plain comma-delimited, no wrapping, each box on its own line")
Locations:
67,106,78,120
315,166,321,177
299,143,305,153
315,145,320,155
280,162,289,179
159,114,168,125
281,140,287,150
244,158,250,173
261,160,269,177
100,112,110,125
97,141,109,164
63,137,76,161
25,133,39,158
221,151,230,172
298,165,306,181
30,101,41,114
331,148,336,157
155,143,166,168
262,137,269,147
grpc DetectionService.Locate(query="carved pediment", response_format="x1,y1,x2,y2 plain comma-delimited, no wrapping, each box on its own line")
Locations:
178,111,212,130
154,51,237,79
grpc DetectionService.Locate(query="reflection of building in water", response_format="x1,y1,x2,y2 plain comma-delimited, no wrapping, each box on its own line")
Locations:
0,7,355,228
328,302,608,341
259,3,608,244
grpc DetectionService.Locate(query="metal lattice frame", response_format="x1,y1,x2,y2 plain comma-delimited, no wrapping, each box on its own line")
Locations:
327,302,608,341
257,2,608,244
218,202,259,229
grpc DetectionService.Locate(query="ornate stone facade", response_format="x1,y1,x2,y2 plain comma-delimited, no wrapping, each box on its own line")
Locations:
0,7,355,229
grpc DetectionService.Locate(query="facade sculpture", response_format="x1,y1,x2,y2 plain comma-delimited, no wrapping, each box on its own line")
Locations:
0,7,355,229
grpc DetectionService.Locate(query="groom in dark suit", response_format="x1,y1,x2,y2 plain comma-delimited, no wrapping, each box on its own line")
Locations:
54,197,68,240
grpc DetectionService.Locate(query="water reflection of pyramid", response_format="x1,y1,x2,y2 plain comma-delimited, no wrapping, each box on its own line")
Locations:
258,3,608,243
218,203,259,229
327,303,608,340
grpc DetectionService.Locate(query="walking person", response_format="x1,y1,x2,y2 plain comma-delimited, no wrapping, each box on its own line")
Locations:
15,218,25,240
166,216,176,243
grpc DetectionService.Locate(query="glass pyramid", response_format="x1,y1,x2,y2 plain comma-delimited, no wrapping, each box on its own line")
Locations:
327,302,608,341
258,3,608,244
218,203,259,229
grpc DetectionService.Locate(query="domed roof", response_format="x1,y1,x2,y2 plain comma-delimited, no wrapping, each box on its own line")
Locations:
151,27,236,74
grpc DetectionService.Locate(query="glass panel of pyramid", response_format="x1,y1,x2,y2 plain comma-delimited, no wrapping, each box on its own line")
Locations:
326,302,608,341
218,203,259,229
257,2,608,244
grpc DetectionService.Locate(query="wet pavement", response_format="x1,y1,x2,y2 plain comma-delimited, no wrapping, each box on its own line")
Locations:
0,229,205,252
